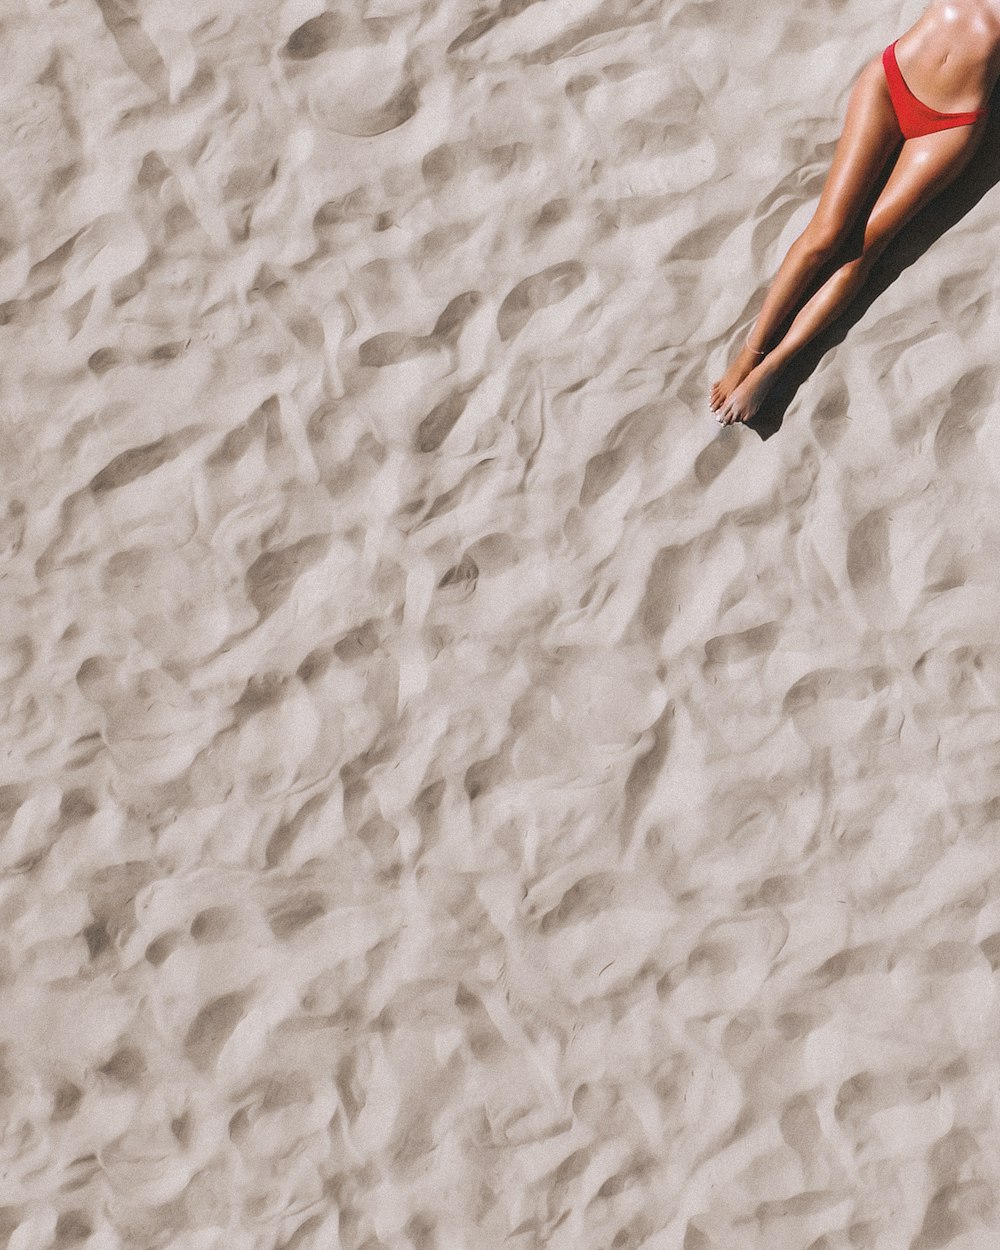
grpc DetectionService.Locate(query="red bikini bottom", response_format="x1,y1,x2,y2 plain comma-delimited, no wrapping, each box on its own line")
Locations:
882,40,989,139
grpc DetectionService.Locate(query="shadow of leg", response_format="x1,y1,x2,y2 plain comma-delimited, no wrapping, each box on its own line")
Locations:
747,103,1000,441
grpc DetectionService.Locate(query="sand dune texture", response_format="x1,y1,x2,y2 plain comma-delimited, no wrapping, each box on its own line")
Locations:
4,0,1000,1246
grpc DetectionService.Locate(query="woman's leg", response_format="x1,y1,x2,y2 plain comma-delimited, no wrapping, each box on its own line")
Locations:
717,116,987,425
710,56,901,411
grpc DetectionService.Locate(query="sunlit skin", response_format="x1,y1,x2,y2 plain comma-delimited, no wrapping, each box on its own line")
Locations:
710,0,1000,426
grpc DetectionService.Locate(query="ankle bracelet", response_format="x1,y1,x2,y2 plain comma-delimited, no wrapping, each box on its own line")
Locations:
745,337,767,356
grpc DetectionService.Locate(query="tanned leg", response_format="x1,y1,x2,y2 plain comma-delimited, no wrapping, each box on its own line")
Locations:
716,253,873,424
717,116,987,425
710,56,901,412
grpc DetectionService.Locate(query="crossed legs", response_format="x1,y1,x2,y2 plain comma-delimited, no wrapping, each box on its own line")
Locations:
710,55,987,426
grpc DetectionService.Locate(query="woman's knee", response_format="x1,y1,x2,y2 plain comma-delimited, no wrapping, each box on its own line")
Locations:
799,219,846,261
830,249,877,295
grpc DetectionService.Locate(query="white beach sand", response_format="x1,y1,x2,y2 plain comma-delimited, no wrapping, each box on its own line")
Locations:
3,0,1000,1245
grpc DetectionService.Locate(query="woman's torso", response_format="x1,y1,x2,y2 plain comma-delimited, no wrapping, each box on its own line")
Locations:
896,0,1000,112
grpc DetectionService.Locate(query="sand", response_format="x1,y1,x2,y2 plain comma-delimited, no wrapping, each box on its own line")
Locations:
3,0,1000,1246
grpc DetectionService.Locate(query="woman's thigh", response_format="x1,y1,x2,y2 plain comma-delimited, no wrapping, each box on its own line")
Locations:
859,116,987,256
807,57,903,251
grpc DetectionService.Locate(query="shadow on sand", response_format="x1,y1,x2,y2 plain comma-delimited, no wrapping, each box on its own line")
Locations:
749,103,1000,441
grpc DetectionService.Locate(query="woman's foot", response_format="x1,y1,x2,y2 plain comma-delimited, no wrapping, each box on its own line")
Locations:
717,362,777,425
710,344,767,411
